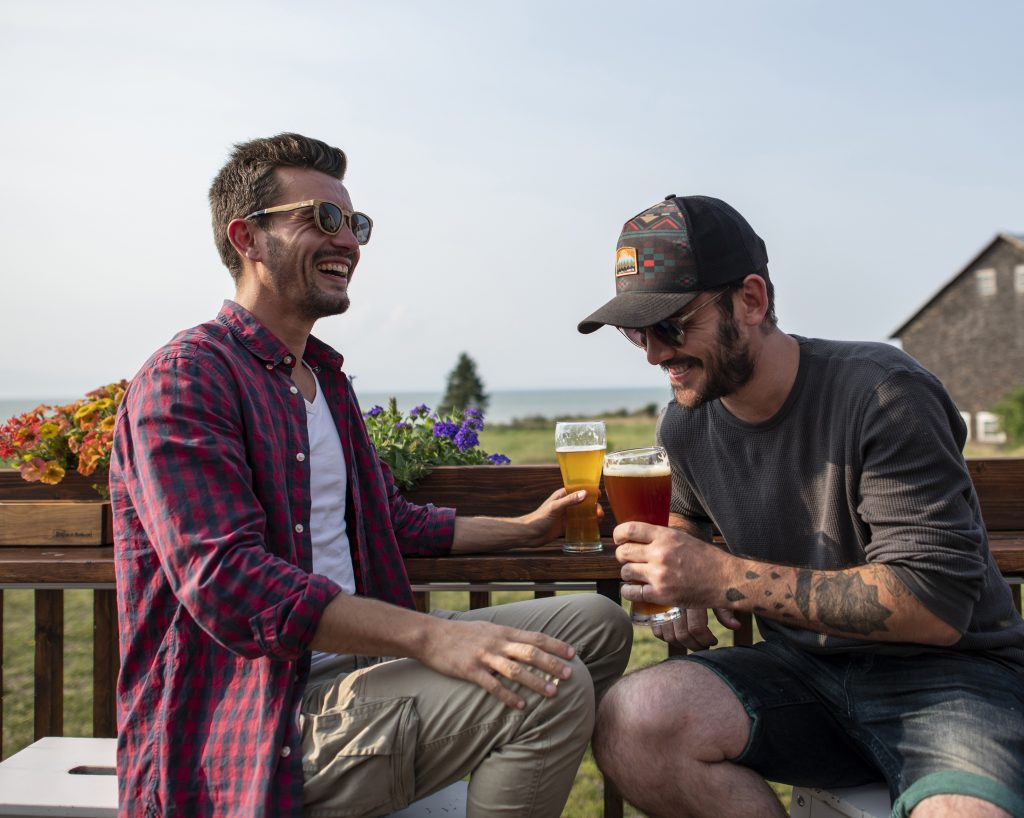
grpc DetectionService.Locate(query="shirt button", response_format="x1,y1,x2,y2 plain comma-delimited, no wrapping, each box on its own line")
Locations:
265,363,274,370
295,523,304,533
284,355,293,364
296,453,306,462
280,746,291,758
290,386,299,395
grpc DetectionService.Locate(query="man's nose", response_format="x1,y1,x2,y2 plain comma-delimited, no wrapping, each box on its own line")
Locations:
645,332,677,366
330,221,360,250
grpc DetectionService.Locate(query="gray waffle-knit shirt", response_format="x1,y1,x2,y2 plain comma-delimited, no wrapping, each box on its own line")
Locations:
656,336,1024,669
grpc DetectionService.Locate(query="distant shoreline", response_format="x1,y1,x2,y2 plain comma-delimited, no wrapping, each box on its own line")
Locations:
0,386,674,427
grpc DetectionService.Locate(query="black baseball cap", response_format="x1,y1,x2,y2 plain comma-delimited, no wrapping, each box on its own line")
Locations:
577,194,768,333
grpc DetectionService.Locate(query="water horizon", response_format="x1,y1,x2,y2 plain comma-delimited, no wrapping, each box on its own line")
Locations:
1,386,673,427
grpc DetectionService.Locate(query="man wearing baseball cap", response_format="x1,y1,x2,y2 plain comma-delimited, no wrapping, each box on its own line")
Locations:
580,195,1024,817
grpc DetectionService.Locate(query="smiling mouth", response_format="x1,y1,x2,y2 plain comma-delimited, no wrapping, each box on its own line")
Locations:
663,358,701,385
316,262,350,278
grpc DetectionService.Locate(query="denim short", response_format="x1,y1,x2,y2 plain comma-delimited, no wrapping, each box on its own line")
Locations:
682,640,1024,818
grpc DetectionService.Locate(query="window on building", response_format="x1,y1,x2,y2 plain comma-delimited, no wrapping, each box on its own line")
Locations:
975,268,997,297
1015,264,1024,294
976,411,1006,445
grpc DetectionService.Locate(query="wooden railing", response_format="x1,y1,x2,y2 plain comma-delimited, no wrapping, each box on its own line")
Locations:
1,461,1022,814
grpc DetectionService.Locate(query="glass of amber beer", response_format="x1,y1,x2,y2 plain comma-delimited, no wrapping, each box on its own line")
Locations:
602,446,682,625
555,421,606,553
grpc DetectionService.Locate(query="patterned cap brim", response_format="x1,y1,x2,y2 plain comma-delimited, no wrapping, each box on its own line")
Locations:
577,290,700,334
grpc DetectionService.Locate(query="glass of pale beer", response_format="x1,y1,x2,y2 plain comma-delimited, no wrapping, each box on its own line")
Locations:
555,421,606,553
602,446,682,625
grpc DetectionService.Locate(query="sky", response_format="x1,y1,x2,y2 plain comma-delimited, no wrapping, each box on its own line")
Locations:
2,1,1022,399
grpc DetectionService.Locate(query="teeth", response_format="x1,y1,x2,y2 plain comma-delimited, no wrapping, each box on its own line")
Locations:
316,263,349,275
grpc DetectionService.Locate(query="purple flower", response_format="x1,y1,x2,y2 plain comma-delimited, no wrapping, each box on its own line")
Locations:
462,407,485,431
365,405,384,417
433,420,458,440
395,421,408,429
409,403,430,418
488,453,511,465
454,426,479,452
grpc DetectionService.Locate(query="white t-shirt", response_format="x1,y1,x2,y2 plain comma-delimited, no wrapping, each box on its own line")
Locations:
304,368,356,674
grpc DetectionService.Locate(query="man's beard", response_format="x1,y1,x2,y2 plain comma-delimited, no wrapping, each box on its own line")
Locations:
666,314,755,410
265,234,351,319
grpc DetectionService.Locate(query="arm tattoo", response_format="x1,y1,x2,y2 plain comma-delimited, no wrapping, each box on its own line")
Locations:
813,573,892,635
726,588,746,602
795,569,813,619
878,566,908,599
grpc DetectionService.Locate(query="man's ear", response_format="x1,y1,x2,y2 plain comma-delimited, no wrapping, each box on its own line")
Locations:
227,218,262,263
738,274,769,327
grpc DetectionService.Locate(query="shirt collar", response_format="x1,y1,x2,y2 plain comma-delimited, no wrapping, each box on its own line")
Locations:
215,300,346,372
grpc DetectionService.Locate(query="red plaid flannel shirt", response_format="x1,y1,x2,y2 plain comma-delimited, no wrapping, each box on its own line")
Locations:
109,301,456,817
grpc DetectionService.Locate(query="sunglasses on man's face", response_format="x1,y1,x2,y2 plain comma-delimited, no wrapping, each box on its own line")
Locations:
616,289,729,351
245,199,373,244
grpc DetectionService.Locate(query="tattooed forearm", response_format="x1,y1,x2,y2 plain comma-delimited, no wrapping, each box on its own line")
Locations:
813,573,892,635
878,566,909,599
795,569,812,619
726,588,747,602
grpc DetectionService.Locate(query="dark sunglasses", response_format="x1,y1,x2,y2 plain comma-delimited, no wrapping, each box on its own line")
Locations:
617,289,729,350
245,199,373,244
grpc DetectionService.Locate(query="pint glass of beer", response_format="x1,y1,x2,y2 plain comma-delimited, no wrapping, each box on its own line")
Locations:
603,446,682,625
555,421,606,553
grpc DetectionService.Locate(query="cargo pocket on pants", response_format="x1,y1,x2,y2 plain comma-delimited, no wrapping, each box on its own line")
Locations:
301,695,420,817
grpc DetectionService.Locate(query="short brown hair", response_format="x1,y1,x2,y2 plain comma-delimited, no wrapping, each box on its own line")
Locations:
208,133,347,280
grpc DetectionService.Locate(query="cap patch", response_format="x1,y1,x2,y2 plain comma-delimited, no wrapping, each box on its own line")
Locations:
615,247,638,277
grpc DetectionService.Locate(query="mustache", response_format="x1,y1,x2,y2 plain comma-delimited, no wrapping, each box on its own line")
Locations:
660,356,703,373
312,249,357,265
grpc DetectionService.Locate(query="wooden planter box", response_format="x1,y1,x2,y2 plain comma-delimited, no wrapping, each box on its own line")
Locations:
0,470,112,545
0,500,112,546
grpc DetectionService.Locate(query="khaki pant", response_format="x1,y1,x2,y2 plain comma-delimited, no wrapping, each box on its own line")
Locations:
300,593,632,818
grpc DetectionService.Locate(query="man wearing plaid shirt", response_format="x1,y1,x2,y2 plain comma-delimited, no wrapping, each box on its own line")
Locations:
109,132,631,818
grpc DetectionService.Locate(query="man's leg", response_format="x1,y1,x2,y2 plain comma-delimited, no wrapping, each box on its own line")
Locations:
445,592,632,704
302,593,631,818
594,660,786,818
594,642,883,818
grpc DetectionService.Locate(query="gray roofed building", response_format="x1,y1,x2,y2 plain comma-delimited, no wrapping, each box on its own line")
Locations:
891,233,1024,444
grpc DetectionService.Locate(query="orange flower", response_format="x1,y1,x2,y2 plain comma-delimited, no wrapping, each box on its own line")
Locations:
77,442,103,476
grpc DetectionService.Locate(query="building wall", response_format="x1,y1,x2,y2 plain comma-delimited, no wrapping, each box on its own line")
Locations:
899,240,1024,416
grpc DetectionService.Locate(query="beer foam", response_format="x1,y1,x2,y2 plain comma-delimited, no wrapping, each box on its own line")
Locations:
555,445,607,453
602,462,671,477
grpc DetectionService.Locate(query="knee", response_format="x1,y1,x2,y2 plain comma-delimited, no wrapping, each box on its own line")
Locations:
593,664,703,766
537,654,596,747
573,593,633,666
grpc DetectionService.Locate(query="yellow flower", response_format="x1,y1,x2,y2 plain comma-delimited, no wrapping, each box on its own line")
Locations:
74,402,100,429
40,461,66,485
99,416,116,433
39,422,61,440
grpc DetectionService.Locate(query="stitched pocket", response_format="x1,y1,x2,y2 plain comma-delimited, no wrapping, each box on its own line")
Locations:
301,696,419,817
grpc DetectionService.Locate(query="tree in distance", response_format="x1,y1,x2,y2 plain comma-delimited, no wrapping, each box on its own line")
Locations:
439,352,489,415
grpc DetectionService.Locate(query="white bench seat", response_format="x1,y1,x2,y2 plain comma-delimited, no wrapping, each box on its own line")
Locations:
790,784,892,818
0,738,466,818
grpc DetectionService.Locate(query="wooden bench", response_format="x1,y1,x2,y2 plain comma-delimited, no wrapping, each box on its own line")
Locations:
1,459,1022,817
